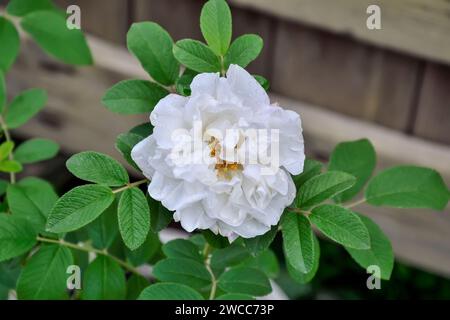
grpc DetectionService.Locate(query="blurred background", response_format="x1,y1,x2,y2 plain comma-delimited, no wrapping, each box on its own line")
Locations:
3,0,450,299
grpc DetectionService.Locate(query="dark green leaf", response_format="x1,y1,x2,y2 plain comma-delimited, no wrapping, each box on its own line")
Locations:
217,267,271,296
86,200,118,249
287,234,320,284
21,11,92,65
224,34,263,69
253,75,270,91
116,132,143,169
244,225,278,256
211,243,250,270
216,293,254,300
173,39,221,73
203,230,229,248
175,73,195,96
125,231,160,267
0,215,37,262
139,283,204,300
7,0,55,16
5,89,47,129
14,138,59,164
153,258,211,290
200,0,232,56
0,17,20,72
148,196,172,232
310,204,370,249
102,80,168,115
162,239,203,262
46,185,115,233
240,250,279,279
126,274,149,300
0,71,5,111
293,158,323,189
130,122,153,138
66,151,129,186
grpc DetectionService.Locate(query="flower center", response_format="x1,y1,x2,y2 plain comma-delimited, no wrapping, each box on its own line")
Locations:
208,137,243,180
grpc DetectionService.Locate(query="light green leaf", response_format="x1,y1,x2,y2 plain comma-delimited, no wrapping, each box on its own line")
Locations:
118,187,150,251
224,34,263,69
126,274,149,300
17,244,73,300
217,267,271,296
102,80,168,115
345,215,394,280
293,158,323,189
253,75,270,91
46,185,115,233
82,256,126,300
173,39,221,73
296,171,356,210
125,231,160,267
282,213,315,274
162,239,203,262
0,160,22,173
153,258,211,290
14,138,59,164
239,250,279,279
244,225,278,256
211,243,250,271
21,11,92,65
0,17,20,72
5,89,47,129
0,141,14,161
7,177,58,232
7,0,55,17
329,139,376,203
139,283,204,300
310,204,370,249
66,151,129,186
148,196,172,232
127,22,179,85
365,166,449,210
115,132,143,169
86,200,118,249
0,215,37,262
287,234,320,284
200,0,232,56
216,293,254,300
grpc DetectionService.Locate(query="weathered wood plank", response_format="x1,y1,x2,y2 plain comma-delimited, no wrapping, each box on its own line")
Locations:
272,21,420,131
414,62,450,145
230,0,450,66
6,35,450,277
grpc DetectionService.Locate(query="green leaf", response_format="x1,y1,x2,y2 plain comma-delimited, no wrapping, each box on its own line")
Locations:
5,89,47,129
310,204,370,249
293,158,323,189
282,213,315,274
200,0,232,56
17,244,73,300
125,231,160,267
253,75,270,91
139,283,204,300
102,80,168,115
0,141,14,161
211,243,250,271
7,177,58,232
216,293,254,300
148,196,172,232
244,225,278,256
173,39,221,73
0,17,20,72
116,132,143,169
203,230,229,248
345,215,394,280
118,187,150,250
21,11,92,65
296,171,356,210
126,274,149,300
175,73,195,96
217,267,271,296
0,259,21,297
6,0,55,17
162,239,203,262
153,258,211,290
0,160,22,173
224,34,263,69
66,151,129,186
287,234,320,284
240,250,280,279
130,122,153,138
46,185,115,233
0,215,37,262
86,200,118,249
127,22,179,85
365,166,449,210
0,71,5,111
82,256,126,300
14,138,59,164
329,139,376,203
0,179,8,196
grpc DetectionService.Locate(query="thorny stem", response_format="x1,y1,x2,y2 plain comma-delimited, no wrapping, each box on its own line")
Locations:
0,115,16,184
112,179,149,194
36,236,142,275
203,243,217,300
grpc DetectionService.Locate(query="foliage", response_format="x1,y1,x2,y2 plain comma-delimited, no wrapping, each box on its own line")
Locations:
0,0,448,301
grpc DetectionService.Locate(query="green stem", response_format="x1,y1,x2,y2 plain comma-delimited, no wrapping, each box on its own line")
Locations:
36,236,141,275
203,243,217,300
112,179,148,194
0,115,16,184
345,198,366,209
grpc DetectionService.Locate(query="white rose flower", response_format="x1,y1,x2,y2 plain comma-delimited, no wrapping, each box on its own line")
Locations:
131,64,304,241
